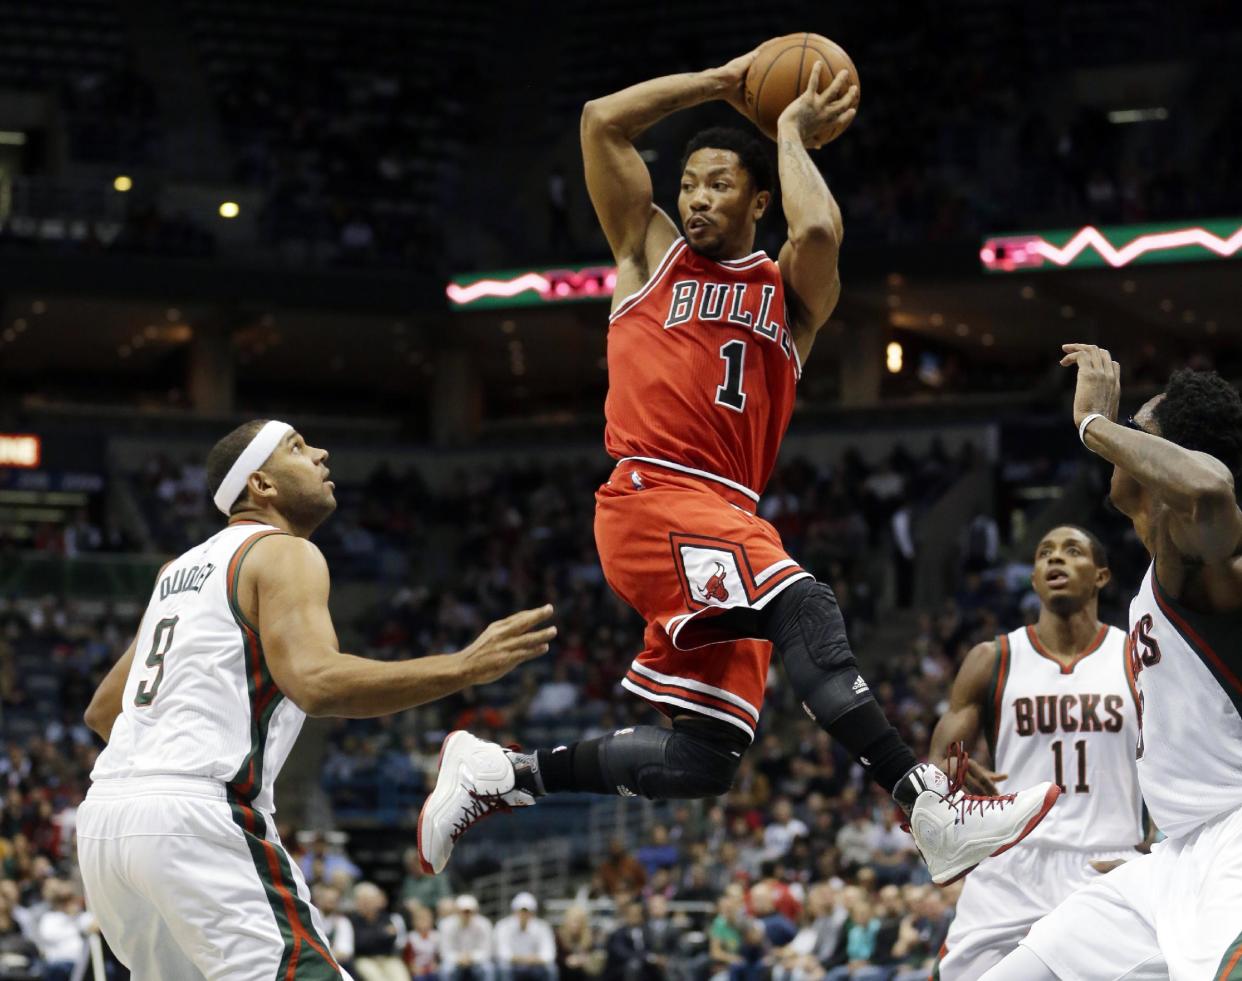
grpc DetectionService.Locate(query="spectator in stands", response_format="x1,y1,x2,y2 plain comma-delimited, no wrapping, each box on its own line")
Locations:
762,798,808,862
402,847,452,911
528,663,580,721
300,831,362,887
595,839,646,897
890,503,916,609
642,895,683,977
350,882,410,981
314,883,356,973
774,882,846,981
603,901,659,981
706,891,745,981
868,814,917,887
439,894,493,981
635,826,679,877
0,887,40,976
823,894,884,981
406,905,440,981
557,905,601,981
888,885,950,981
748,883,797,949
835,813,877,877
34,879,87,981
494,892,556,981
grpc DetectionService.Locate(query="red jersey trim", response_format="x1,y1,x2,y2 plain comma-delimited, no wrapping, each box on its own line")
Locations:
617,455,760,502
627,661,760,720
620,676,757,740
608,239,688,323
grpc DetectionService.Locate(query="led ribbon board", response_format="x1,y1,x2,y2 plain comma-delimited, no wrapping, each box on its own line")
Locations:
981,218,1242,273
447,264,617,310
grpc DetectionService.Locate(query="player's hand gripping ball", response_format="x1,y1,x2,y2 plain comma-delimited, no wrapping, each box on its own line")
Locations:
744,32,860,145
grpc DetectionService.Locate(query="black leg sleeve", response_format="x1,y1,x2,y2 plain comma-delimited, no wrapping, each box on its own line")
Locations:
758,578,918,793
533,716,747,800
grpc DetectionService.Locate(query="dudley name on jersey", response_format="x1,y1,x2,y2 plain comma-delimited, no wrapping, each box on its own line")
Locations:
987,624,1143,849
1127,564,1242,838
604,237,800,499
92,523,303,814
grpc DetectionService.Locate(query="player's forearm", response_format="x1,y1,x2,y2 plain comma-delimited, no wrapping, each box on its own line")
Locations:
776,120,842,244
1083,418,1236,518
297,650,483,718
928,711,979,766
84,642,136,741
583,70,731,141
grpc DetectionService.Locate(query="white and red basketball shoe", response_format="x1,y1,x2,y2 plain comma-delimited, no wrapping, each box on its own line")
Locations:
898,744,1061,886
417,730,534,875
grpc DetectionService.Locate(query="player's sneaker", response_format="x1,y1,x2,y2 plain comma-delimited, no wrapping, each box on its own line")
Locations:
896,745,1061,886
417,730,534,874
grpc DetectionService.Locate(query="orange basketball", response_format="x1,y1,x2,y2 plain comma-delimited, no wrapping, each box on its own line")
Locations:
743,32,860,143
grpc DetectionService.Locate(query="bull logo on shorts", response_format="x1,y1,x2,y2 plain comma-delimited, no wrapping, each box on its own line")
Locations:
702,562,730,603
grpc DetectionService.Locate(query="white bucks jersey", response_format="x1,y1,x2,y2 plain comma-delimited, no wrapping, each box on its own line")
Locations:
987,624,1143,849
1128,564,1242,838
92,522,305,813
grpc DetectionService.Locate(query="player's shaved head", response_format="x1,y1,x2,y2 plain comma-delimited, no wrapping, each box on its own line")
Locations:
206,419,270,514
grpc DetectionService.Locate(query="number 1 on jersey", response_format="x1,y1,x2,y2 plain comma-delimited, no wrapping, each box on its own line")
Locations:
716,340,747,413
135,616,178,707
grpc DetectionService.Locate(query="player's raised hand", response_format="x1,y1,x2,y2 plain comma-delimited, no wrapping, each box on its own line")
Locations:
777,62,859,149
1060,343,1122,429
459,604,557,684
711,47,761,117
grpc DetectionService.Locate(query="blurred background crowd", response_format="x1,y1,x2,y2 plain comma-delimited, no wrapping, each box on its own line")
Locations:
1,0,1238,978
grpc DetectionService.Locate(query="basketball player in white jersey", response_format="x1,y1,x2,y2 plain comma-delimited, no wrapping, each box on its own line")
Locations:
983,351,1242,981
76,420,557,980
929,524,1143,980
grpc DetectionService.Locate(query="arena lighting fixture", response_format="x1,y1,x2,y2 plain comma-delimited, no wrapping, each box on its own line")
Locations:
447,264,619,309
0,434,41,468
885,341,903,373
1107,107,1168,124
113,175,133,192
0,131,28,146
218,201,240,218
981,218,1242,273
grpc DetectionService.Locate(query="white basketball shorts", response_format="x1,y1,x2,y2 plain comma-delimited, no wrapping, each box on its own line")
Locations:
77,776,351,981
1016,805,1242,980
938,843,1139,981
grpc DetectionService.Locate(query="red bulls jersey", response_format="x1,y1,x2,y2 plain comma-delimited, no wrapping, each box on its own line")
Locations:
604,238,800,502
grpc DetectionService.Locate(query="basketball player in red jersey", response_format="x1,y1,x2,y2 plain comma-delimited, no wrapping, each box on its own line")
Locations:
419,50,1058,883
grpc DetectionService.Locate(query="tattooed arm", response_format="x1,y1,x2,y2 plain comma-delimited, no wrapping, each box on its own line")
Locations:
775,63,858,364
583,50,757,305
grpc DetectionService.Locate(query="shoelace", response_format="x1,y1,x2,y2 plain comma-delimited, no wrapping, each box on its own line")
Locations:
449,790,513,843
901,742,1018,832
942,742,1016,825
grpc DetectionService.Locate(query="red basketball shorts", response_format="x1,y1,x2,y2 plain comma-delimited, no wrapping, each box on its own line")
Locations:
594,458,812,742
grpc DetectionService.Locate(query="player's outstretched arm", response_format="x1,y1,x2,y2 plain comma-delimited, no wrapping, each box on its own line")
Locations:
1063,343,1242,562
774,63,857,365
247,536,556,718
928,641,1007,795
582,50,756,281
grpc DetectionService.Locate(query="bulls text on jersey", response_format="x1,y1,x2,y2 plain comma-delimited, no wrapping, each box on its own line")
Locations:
663,280,796,365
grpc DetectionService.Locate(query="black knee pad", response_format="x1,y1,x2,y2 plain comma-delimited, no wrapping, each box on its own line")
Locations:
597,718,744,800
761,578,872,727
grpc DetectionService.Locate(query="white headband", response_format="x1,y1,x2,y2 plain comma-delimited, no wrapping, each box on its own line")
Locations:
213,421,294,516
